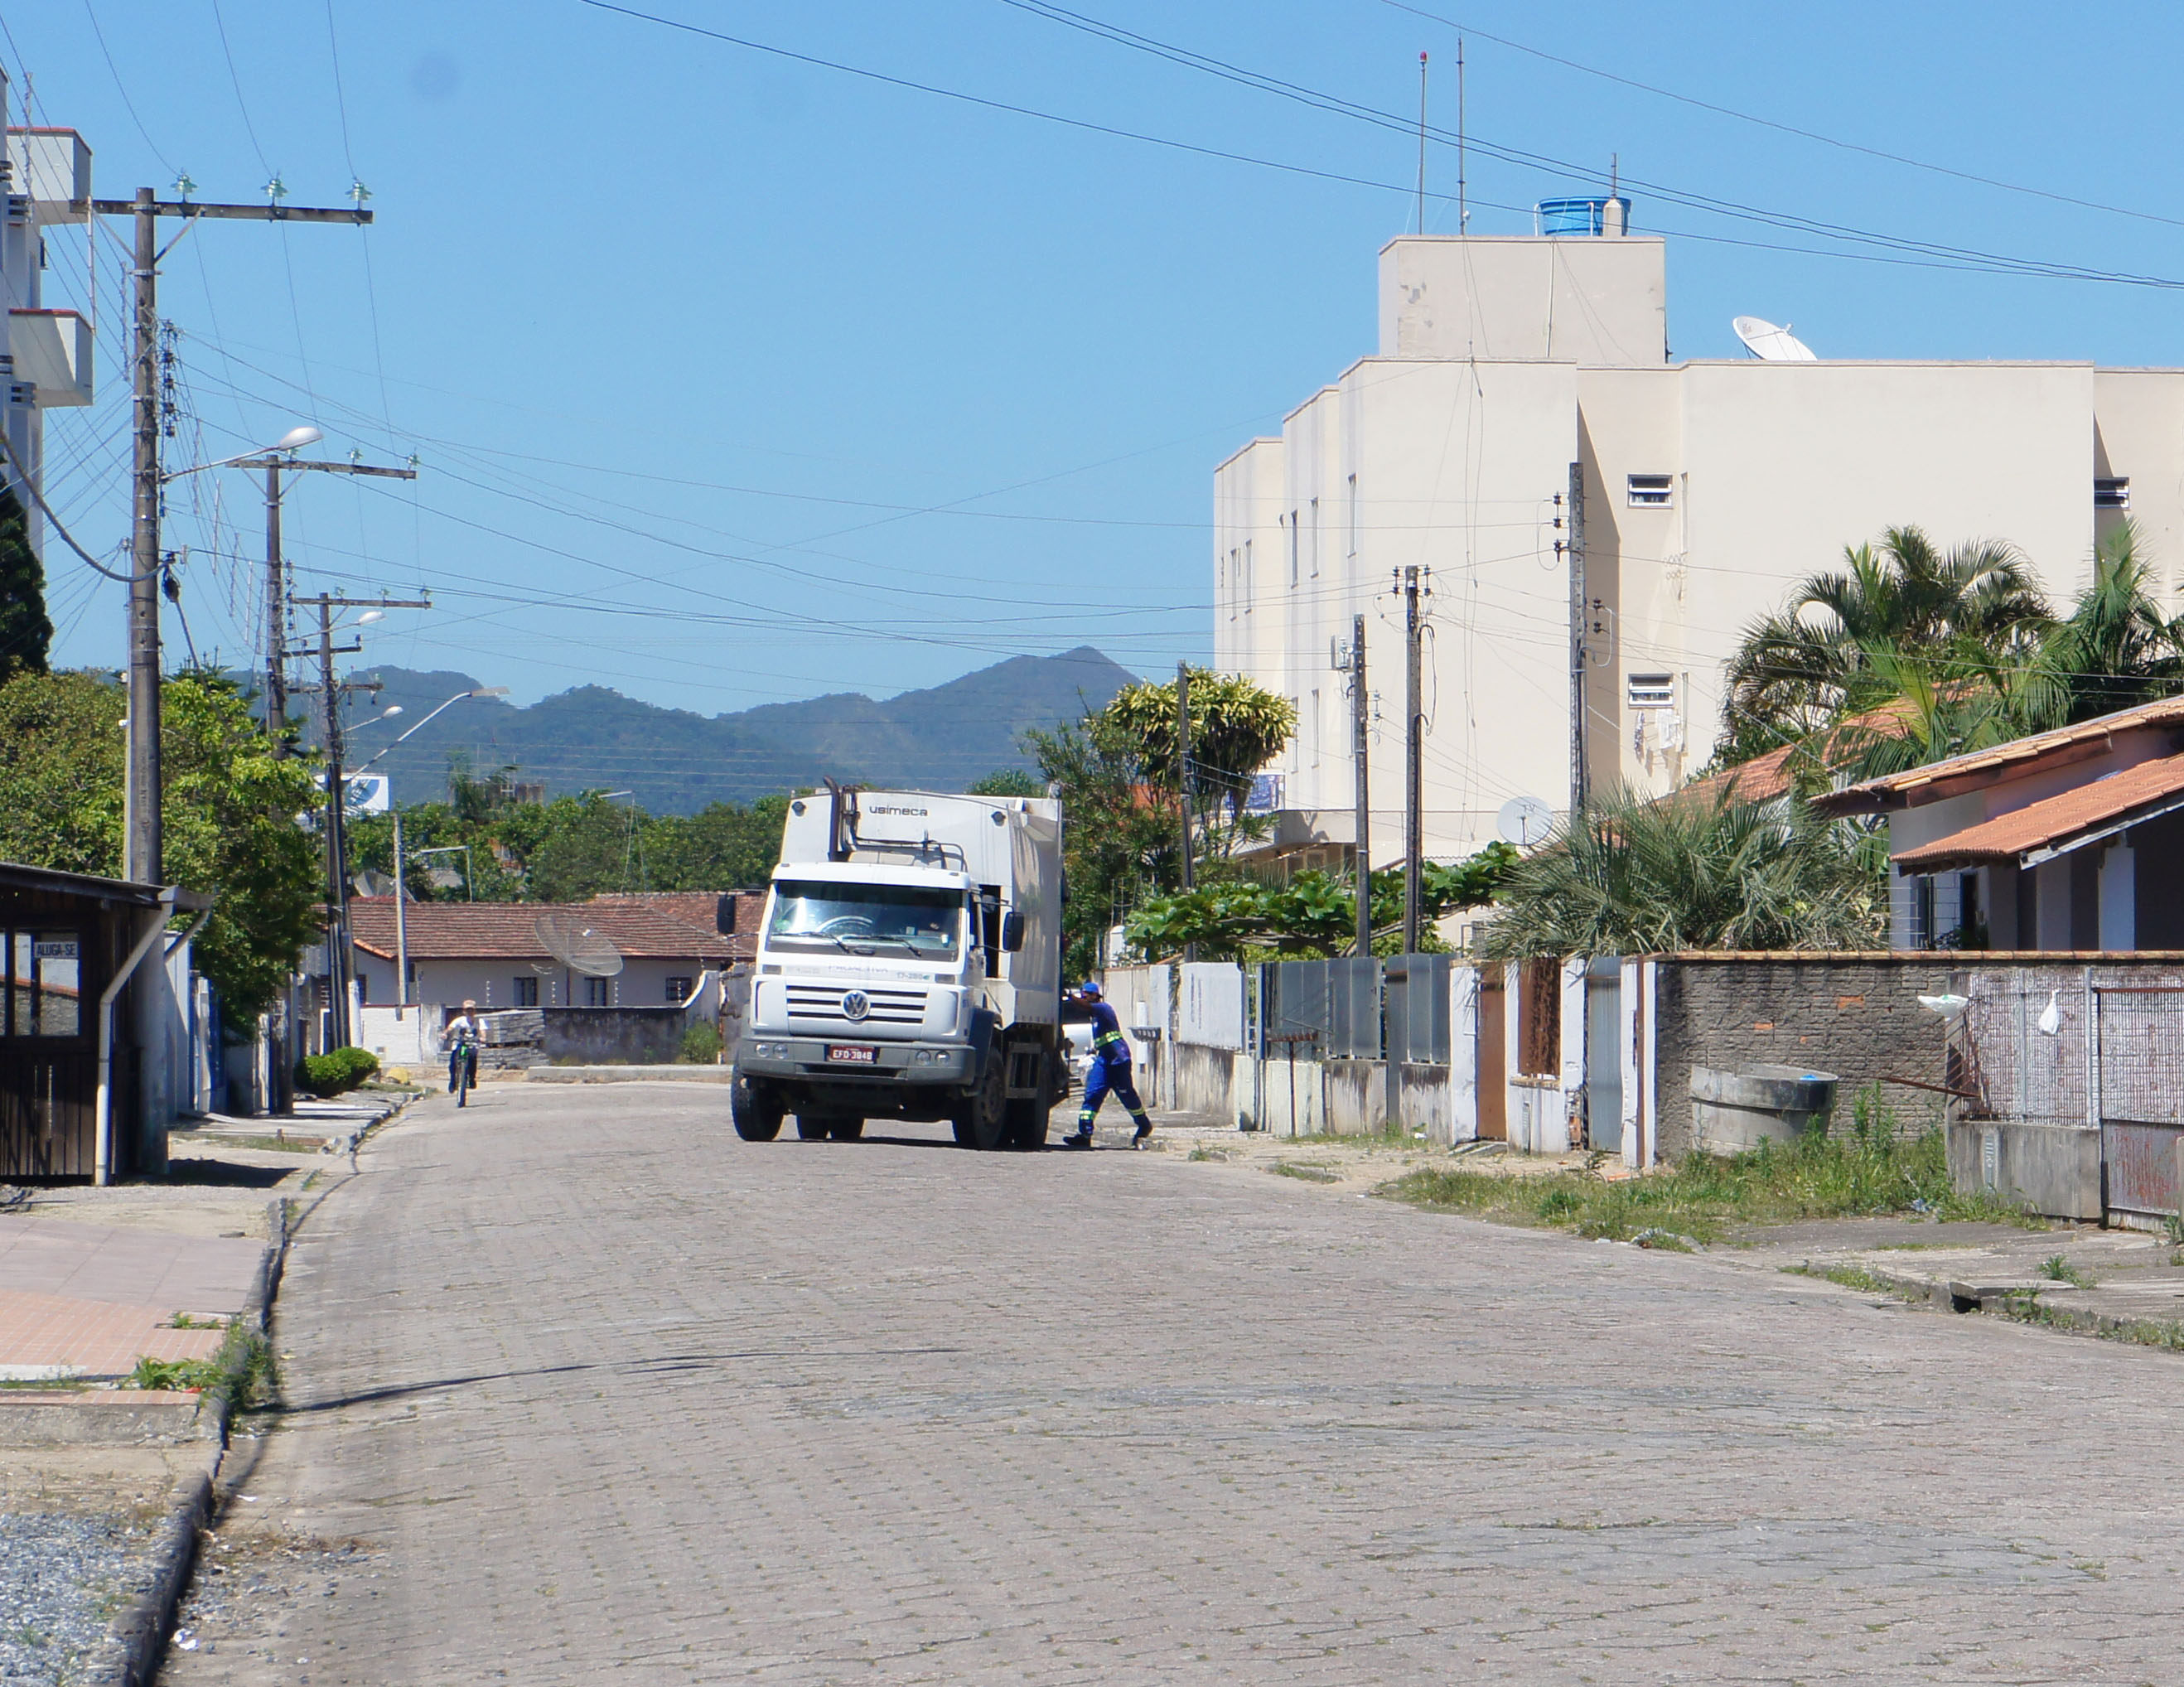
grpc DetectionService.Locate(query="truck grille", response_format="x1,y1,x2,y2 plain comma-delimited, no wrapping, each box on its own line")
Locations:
785,984,930,1026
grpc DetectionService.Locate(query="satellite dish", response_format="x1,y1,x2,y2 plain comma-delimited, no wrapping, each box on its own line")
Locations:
352,869,395,898
534,911,625,978
1732,316,1817,361
1496,795,1556,848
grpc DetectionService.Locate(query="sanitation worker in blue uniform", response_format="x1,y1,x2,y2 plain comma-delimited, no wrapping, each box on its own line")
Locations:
1070,980,1152,1149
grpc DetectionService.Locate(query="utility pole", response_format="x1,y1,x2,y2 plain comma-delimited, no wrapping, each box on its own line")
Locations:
1400,568,1425,955
1566,461,1588,817
1175,661,1196,964
293,592,429,1050
244,452,416,756
91,188,374,881
1341,616,1370,959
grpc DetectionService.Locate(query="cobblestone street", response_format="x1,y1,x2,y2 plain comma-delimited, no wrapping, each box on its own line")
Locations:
162,1085,2184,1684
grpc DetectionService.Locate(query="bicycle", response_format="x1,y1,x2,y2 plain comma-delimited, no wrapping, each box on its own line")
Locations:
450,1041,478,1108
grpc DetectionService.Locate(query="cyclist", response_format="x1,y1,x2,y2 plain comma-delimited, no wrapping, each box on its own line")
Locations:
443,1000,481,1097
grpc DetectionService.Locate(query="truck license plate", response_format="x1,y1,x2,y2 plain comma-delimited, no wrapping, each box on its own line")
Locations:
825,1044,879,1065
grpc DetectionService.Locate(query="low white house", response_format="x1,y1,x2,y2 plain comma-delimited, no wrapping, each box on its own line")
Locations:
345,894,743,1066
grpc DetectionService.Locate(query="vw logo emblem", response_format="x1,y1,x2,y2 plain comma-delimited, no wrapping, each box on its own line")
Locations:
840,989,870,1022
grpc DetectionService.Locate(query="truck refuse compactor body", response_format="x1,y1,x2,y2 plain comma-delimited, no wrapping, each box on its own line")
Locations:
732,786,1064,1150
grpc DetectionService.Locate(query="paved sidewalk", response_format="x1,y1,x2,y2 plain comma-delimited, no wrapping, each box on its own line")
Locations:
0,1217,261,1380
159,1084,2184,1684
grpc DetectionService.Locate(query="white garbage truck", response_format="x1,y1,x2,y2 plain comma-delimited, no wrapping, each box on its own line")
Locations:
728,784,1065,1150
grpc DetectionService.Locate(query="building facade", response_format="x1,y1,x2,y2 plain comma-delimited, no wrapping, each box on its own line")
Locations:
1214,212,2180,873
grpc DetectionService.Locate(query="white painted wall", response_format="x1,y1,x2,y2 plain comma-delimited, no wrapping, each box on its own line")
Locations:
1217,226,2184,868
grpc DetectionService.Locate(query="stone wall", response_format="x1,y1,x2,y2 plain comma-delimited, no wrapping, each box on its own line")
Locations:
542,1007,692,1066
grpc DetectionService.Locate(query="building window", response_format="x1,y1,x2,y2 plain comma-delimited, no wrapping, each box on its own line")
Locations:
666,976,693,1004
1307,689,1321,768
1286,512,1299,587
3,931,83,1039
1307,497,1320,578
2096,476,2130,510
1626,474,1673,508
1242,539,1253,614
1226,548,1239,619
1346,473,1359,556
513,975,539,1007
355,972,370,1005
584,976,612,1007
1626,672,1675,709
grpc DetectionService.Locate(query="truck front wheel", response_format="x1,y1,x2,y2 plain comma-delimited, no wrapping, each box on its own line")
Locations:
952,1056,1008,1152
731,1076,784,1142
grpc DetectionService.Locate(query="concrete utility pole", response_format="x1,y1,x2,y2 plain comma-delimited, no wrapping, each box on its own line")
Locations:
1566,460,1588,818
1400,568,1425,956
1347,615,1370,959
1175,661,1195,964
292,592,429,1050
242,453,416,756
91,189,374,880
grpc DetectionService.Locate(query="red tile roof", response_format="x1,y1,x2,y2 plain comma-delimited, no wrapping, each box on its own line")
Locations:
1890,752,2184,873
1815,695,2184,816
348,898,738,964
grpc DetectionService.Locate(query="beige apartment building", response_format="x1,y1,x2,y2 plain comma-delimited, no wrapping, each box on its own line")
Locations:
1213,214,2174,874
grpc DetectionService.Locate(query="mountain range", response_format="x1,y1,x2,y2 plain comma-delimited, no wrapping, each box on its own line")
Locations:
339,646,1134,814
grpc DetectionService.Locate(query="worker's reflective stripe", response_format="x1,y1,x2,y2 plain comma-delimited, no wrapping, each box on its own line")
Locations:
1093,1030,1125,1050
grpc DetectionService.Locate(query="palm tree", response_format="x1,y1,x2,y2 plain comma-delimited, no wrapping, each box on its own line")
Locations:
1723,527,2051,761
1477,783,1887,960
2031,520,2184,723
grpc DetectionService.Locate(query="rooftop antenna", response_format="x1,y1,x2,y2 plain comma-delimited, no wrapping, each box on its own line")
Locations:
534,911,625,980
1416,51,1428,235
1457,40,1467,233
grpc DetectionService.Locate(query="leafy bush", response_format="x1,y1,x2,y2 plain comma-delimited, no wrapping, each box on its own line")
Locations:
679,1022,722,1065
294,1046,380,1098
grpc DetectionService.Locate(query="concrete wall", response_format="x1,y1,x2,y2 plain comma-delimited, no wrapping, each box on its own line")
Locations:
1647,956,1957,1159
1323,1060,1386,1136
542,1007,692,1066
1947,1120,2103,1223
1173,1043,1239,1129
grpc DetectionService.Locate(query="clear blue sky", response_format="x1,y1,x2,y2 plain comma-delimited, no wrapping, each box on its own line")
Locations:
11,1,2184,713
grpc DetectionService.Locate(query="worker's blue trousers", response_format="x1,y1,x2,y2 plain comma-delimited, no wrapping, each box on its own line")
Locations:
1079,1057,1150,1131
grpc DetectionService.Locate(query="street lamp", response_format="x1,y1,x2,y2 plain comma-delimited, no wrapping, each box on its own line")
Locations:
350,687,510,1020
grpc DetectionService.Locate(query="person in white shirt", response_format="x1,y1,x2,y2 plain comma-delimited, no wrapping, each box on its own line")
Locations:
442,1001,481,1094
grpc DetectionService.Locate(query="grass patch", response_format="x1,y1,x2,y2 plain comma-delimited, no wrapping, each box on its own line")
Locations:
1270,1161,1342,1184
161,1312,225,1330
1782,1263,1930,1301
1186,1145,1234,1163
2037,1254,2097,1288
127,1320,280,1406
1994,1295,2184,1352
1381,1100,2041,1245
217,1134,324,1154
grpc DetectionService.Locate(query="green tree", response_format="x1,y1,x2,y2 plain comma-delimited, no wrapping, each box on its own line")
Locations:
640,796,786,889
967,767,1045,798
1478,784,1886,961
1720,527,2051,764
0,487,51,684
1123,846,1519,962
1025,719,1177,982
1094,668,1296,845
0,669,321,1029
2030,520,2184,724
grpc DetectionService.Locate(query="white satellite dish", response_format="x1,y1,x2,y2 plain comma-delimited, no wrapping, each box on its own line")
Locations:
534,911,625,978
1732,316,1817,361
1496,795,1556,848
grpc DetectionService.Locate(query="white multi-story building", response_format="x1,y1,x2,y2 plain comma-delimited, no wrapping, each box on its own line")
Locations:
1214,204,2177,875
2,70,96,556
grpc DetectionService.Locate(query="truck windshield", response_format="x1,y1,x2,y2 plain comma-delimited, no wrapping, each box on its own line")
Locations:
766,882,964,957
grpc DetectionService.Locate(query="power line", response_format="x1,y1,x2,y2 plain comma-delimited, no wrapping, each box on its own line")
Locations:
1378,0,2184,234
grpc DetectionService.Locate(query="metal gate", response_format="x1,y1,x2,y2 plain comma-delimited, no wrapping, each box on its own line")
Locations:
2095,984,2184,1220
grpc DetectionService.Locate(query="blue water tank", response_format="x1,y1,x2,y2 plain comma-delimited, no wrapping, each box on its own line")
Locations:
1534,196,1631,236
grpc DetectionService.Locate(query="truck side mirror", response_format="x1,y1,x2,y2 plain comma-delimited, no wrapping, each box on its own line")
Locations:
1000,911,1025,953
715,893,739,936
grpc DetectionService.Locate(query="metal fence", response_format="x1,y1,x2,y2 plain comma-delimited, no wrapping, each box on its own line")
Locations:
1384,954,1452,1066
1260,958,1381,1061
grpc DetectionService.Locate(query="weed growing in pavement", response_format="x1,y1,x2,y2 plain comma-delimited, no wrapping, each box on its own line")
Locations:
1186,1146,1234,1163
162,1312,225,1330
1270,1161,1342,1184
2037,1254,2097,1288
1781,1264,1930,1301
1380,1123,2041,1246
128,1356,221,1391
1993,1294,2184,1352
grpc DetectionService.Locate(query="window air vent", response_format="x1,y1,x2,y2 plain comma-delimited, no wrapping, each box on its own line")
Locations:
1626,672,1675,709
2095,476,2130,510
1626,473,1673,508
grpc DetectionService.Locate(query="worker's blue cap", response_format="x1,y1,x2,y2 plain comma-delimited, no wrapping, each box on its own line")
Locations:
1080,979,1103,997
